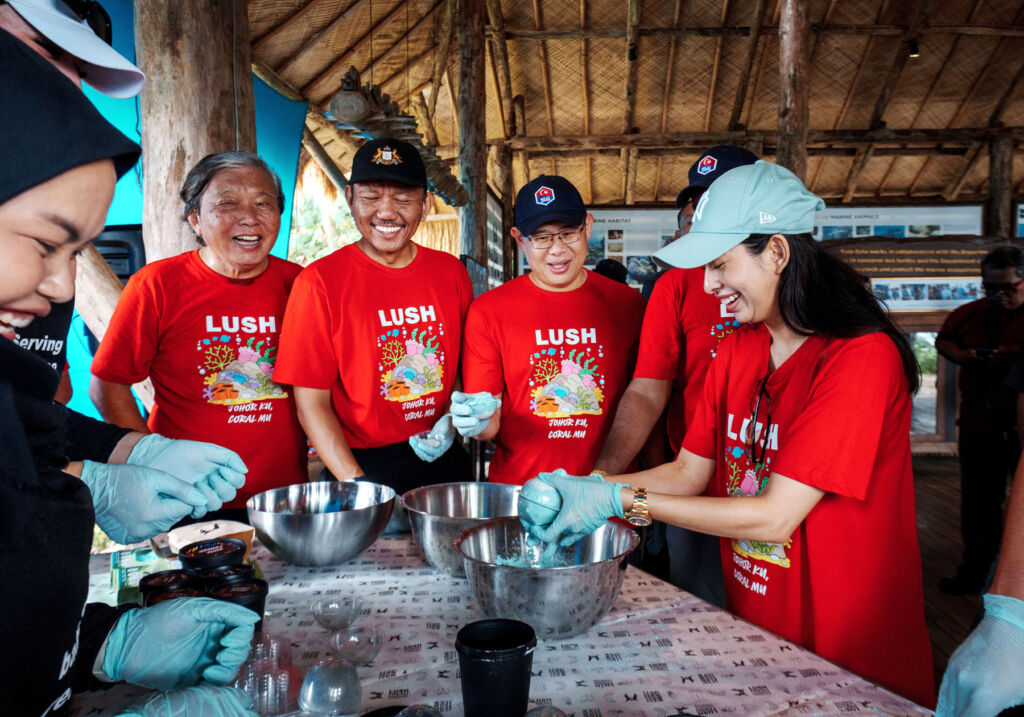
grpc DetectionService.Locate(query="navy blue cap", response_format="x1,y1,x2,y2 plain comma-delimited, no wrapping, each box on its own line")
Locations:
514,175,587,236
350,137,427,188
675,145,759,208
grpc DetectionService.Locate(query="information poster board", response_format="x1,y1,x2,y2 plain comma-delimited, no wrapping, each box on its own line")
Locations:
589,209,678,289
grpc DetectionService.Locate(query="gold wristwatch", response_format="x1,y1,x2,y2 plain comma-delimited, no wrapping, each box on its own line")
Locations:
625,487,651,527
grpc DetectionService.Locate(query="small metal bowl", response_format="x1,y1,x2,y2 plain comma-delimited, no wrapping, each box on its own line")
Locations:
455,517,638,639
247,481,395,566
401,482,520,577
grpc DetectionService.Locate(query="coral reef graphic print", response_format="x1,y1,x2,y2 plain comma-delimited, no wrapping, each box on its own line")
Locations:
528,347,606,418
199,336,288,405
723,444,791,568
379,327,445,401
710,318,742,358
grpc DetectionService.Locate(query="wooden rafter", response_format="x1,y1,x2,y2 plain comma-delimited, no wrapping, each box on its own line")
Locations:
654,0,684,201
274,0,369,80
305,0,445,104
869,0,937,130
729,0,767,130
410,92,440,147
429,0,457,116
908,4,1024,196
743,0,780,130
842,144,873,202
704,0,731,132
941,141,985,201
532,0,556,138
252,0,343,50
621,0,640,203
875,0,983,196
580,0,593,203
302,125,347,189
485,0,515,139
492,24,1024,40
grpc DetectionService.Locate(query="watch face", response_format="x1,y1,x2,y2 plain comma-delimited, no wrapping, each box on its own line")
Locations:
627,516,652,527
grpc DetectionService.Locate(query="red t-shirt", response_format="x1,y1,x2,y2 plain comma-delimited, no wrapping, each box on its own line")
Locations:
274,243,473,449
462,272,645,485
682,325,934,707
634,268,741,448
91,252,307,508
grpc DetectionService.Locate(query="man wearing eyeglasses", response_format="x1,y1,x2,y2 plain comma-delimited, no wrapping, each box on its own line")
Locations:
937,244,1024,594
456,175,645,485
592,146,757,604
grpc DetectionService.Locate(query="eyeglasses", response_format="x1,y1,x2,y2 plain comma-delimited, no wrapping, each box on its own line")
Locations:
527,225,585,250
745,370,772,467
983,279,1023,297
63,0,113,45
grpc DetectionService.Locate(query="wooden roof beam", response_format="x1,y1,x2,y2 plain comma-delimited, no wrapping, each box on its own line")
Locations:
654,0,685,200
485,0,515,139
704,0,731,133
842,145,873,202
429,0,457,116
302,125,347,190
306,0,444,104
274,0,369,79
503,127,1024,150
580,0,593,203
941,141,985,201
532,0,556,139
252,0,339,50
620,0,640,203
729,0,767,131
492,24,1024,40
868,0,936,131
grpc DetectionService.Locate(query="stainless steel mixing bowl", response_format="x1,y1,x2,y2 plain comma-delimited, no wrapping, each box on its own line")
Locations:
401,482,520,577
455,517,639,639
247,481,395,566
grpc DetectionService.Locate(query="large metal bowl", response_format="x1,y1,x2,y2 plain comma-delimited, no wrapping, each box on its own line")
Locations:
401,482,520,577
455,517,638,639
247,481,395,566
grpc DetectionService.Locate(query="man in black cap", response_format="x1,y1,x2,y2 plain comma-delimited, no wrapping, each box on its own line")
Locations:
452,175,644,486
275,138,474,497
592,145,758,604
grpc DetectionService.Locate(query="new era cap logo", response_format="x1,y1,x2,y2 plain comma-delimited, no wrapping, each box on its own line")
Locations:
535,186,555,205
759,211,777,224
697,155,717,175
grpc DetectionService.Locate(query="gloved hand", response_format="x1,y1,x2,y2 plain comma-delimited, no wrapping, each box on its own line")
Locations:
450,391,501,438
409,414,454,462
128,435,248,518
103,598,259,690
118,685,256,716
937,592,1024,717
81,461,207,544
531,470,626,549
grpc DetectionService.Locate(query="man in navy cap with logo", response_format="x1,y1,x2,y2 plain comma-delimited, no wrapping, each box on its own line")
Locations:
275,137,474,497
453,175,645,485
592,145,758,605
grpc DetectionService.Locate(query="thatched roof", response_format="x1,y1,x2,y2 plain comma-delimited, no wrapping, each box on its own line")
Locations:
248,0,1024,206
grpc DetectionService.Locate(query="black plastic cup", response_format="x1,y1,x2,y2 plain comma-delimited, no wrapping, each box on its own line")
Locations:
209,578,268,631
455,619,536,717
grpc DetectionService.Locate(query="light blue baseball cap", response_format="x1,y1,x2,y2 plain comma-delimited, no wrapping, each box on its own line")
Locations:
654,160,825,269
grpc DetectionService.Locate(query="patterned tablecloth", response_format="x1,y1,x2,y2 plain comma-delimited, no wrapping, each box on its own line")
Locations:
73,536,932,716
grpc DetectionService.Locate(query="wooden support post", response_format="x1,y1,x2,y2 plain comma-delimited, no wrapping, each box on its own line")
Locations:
777,0,809,181
490,144,517,280
457,0,487,262
512,95,530,190
302,125,347,190
134,0,256,263
986,135,1013,238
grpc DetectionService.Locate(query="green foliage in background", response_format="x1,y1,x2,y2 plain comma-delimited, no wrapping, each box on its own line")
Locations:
913,333,937,374
288,194,360,266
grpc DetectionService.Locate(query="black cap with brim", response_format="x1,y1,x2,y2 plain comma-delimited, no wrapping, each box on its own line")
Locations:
349,137,428,188
1,28,140,205
514,175,587,237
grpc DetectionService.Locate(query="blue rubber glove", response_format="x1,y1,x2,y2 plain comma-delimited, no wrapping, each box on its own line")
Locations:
103,598,259,690
450,391,501,437
409,414,454,462
937,593,1024,717
128,435,248,518
533,470,626,548
81,461,207,544
118,686,257,716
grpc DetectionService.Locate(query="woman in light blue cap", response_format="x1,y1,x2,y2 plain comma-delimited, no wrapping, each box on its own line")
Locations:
520,161,934,707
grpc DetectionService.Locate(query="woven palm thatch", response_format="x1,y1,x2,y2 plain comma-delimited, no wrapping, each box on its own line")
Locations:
250,0,1024,207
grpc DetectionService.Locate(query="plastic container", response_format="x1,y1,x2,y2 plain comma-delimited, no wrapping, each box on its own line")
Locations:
145,586,206,606
455,619,536,717
195,562,256,588
178,537,247,571
210,578,269,630
139,569,204,605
